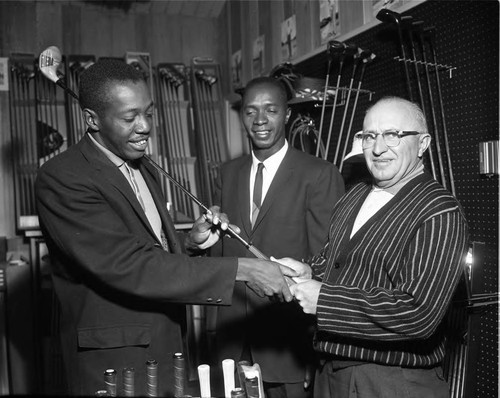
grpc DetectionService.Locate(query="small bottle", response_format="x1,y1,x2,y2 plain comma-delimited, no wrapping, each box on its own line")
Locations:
146,359,158,397
236,360,251,390
222,359,235,398
231,387,246,398
103,369,117,397
244,376,259,398
122,367,135,397
197,364,211,398
173,352,185,397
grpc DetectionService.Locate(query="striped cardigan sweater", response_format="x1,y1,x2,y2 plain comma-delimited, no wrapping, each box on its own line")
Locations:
310,172,469,367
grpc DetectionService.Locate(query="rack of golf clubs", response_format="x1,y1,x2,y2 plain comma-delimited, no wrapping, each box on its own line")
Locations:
8,51,231,230
285,41,376,173
8,53,70,393
376,8,458,197
9,53,69,232
189,57,230,207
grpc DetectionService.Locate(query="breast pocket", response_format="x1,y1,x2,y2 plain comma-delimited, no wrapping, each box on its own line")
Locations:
77,324,151,349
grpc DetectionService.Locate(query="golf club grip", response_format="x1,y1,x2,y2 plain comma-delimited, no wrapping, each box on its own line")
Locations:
247,244,268,260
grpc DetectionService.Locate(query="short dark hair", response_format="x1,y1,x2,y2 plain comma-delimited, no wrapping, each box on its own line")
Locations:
79,59,145,115
242,76,290,104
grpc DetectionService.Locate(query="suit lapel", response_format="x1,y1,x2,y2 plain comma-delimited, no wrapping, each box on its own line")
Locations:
238,159,253,237
80,135,144,215
140,158,181,253
252,148,294,231
78,135,166,248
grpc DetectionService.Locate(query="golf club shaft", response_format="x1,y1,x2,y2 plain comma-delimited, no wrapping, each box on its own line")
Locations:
333,56,359,166
45,69,271,261
315,58,332,158
145,156,269,260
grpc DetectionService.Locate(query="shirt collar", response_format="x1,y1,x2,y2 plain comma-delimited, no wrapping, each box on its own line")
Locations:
87,132,127,167
373,163,425,195
251,140,288,173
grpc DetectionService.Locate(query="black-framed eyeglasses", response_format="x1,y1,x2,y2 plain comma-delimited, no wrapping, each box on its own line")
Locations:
361,130,421,148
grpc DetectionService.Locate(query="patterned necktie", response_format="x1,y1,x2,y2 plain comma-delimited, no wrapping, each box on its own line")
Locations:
124,161,169,252
160,230,170,252
124,161,146,210
251,162,264,228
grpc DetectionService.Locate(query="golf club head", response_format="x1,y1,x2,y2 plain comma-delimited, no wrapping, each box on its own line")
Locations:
358,48,376,64
376,8,402,24
163,65,186,88
195,69,217,86
269,62,296,79
364,52,377,64
327,40,346,58
39,46,63,83
344,42,359,56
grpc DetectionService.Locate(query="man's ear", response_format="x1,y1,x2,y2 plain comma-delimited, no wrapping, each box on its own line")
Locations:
83,109,99,132
285,107,291,124
418,133,432,158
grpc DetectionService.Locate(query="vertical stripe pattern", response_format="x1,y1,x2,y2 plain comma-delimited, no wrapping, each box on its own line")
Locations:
310,173,469,367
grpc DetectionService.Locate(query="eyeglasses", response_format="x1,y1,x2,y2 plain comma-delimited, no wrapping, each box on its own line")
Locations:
361,130,421,148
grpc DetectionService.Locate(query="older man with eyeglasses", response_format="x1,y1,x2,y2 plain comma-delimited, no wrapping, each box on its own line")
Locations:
276,96,469,398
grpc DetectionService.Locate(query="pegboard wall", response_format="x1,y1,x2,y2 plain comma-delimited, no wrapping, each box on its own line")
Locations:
294,1,498,397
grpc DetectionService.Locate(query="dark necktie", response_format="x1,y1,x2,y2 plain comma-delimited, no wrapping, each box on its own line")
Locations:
124,161,146,210
251,162,264,228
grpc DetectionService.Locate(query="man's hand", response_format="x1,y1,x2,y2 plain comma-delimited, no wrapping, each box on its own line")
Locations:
290,280,322,314
185,206,240,250
271,256,312,283
236,258,298,302
304,363,315,390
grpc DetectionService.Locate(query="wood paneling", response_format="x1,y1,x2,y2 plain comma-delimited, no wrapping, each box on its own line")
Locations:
62,5,82,54
258,0,272,74
295,0,313,59
181,16,219,61
229,0,241,54
2,2,37,54
36,2,63,52
338,0,365,37
269,0,284,74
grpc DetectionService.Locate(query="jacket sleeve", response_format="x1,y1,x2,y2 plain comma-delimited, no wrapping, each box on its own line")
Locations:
305,164,345,257
35,163,237,306
316,210,469,340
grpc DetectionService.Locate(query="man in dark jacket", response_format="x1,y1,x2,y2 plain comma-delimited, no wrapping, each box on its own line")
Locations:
212,77,344,398
35,60,295,396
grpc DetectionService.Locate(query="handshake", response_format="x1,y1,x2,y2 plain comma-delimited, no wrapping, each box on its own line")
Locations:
236,256,320,315
187,207,321,313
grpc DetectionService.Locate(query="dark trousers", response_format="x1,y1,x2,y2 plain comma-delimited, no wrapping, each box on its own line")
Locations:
264,381,312,398
314,361,450,398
